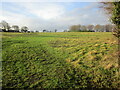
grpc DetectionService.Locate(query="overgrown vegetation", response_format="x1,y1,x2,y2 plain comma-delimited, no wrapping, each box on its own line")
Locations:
69,24,114,32
2,32,119,88
100,1,120,38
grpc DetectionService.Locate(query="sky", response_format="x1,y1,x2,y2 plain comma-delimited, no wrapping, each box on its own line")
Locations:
0,2,111,32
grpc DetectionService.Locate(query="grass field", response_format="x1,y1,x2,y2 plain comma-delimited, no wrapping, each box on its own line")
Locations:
1,32,119,88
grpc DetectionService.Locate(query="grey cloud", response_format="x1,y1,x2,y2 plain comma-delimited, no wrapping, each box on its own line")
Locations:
1,2,111,32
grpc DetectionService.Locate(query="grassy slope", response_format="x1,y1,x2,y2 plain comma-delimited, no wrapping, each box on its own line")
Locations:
1,32,119,88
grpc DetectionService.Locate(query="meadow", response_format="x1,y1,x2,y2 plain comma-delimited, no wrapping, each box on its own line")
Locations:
1,32,119,88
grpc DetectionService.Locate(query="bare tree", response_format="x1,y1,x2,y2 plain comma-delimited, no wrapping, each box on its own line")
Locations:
94,24,102,32
80,25,87,31
11,25,19,32
100,1,120,37
104,24,113,32
87,25,94,31
1,20,10,32
21,26,28,32
69,25,81,32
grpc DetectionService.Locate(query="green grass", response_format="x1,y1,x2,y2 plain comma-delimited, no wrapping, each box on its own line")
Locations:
1,32,119,88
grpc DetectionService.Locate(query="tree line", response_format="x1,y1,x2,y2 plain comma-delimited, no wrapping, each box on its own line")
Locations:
67,24,115,32
0,20,58,33
0,20,29,32
42,29,57,32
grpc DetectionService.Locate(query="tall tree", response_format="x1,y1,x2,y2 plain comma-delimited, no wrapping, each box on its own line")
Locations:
87,25,94,31
1,20,10,31
100,1,120,37
101,25,106,32
43,29,46,32
80,25,87,31
55,29,57,32
104,24,113,32
0,23,3,32
69,25,81,32
94,24,101,32
11,25,19,32
112,2,120,37
21,26,28,32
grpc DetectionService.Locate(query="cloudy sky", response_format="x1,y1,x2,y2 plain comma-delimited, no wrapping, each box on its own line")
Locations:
1,2,111,32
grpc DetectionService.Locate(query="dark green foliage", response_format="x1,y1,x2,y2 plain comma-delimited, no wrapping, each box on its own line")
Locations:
101,1,120,37
112,2,120,37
